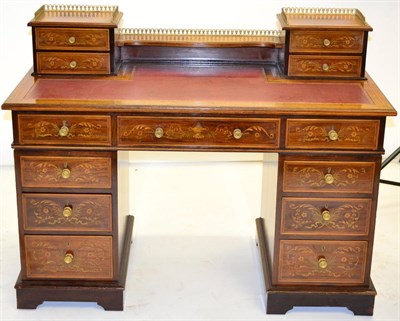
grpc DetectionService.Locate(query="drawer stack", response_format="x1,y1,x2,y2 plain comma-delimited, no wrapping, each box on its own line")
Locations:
272,117,382,287
28,5,122,75
14,113,117,282
278,8,372,79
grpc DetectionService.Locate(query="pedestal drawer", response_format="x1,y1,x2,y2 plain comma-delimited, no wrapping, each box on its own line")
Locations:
20,155,112,189
277,240,368,285
25,235,113,279
36,52,110,74
35,27,110,51
280,197,371,236
18,114,112,146
289,30,364,54
282,160,375,194
285,119,380,150
22,193,112,232
288,55,362,78
117,116,280,149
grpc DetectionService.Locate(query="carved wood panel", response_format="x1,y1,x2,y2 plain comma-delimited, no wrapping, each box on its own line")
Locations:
20,156,112,189
18,114,112,146
285,119,379,150
22,193,112,232
289,30,364,53
288,55,362,77
36,52,110,74
35,27,110,51
282,160,375,194
117,116,280,149
278,240,368,284
281,197,371,236
25,235,113,279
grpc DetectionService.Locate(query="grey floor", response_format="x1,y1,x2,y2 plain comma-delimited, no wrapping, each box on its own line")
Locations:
1,152,399,320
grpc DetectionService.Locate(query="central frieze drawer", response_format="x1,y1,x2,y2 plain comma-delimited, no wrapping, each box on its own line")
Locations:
36,52,110,75
282,160,375,194
289,30,364,54
277,240,368,285
286,119,380,150
18,114,112,146
117,117,280,149
20,155,112,189
22,193,112,232
25,235,113,279
280,197,372,236
35,27,110,51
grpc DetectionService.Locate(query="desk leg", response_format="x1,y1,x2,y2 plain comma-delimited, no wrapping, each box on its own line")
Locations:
15,215,134,310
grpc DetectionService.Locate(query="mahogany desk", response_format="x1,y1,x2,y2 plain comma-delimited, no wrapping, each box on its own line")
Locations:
1,5,397,315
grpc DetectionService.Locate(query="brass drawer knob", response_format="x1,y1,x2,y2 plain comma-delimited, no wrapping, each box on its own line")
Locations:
322,63,330,72
154,127,164,138
58,121,69,137
68,36,76,44
323,38,331,47
61,168,71,179
64,252,74,264
318,257,328,269
63,206,72,218
321,210,331,221
328,129,338,141
69,61,77,69
324,173,334,185
233,128,242,139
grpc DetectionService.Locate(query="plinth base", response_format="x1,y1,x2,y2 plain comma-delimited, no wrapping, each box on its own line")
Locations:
15,215,134,310
255,217,376,315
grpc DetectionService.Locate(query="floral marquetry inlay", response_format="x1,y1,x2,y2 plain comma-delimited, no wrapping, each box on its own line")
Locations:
278,241,368,284
296,59,357,73
292,34,362,50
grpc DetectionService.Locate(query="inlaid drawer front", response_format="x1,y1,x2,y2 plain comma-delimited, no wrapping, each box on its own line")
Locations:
18,114,112,146
35,27,110,51
282,161,375,194
285,119,380,150
22,193,112,232
281,197,372,236
25,235,113,279
288,55,362,77
289,31,364,54
36,52,110,74
278,240,368,285
117,117,280,149
20,156,112,189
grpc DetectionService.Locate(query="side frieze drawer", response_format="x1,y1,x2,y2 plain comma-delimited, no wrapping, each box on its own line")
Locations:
280,197,372,236
277,240,368,285
285,119,380,150
25,235,113,279
20,155,112,189
17,114,112,146
22,193,112,232
282,160,376,194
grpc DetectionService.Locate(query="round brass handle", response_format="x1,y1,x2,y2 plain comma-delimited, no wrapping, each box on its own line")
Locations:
154,127,164,138
328,129,338,141
318,257,328,269
64,252,74,264
63,206,72,218
58,123,69,137
233,129,242,140
61,168,71,179
324,173,334,185
322,63,330,72
69,61,77,68
68,36,76,44
323,38,331,47
321,210,331,221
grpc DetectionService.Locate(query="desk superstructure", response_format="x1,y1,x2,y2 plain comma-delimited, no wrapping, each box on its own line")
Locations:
1,4,397,315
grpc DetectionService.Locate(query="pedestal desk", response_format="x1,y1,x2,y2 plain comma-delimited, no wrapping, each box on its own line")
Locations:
1,5,397,315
